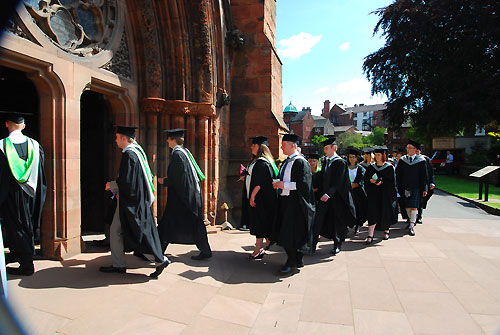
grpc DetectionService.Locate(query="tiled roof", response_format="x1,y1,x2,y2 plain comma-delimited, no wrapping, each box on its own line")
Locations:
290,111,307,122
344,103,387,114
334,125,357,132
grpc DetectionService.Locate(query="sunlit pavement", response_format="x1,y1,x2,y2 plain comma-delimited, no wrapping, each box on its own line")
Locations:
6,191,500,334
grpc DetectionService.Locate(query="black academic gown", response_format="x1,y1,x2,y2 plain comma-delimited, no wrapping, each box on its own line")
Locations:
0,139,46,262
364,163,398,230
313,156,356,246
312,169,323,203
245,158,278,238
421,155,434,209
116,149,164,262
349,164,368,226
158,148,211,254
396,155,428,209
275,156,315,254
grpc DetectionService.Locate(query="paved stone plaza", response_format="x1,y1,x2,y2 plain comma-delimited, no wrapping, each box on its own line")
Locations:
6,191,500,334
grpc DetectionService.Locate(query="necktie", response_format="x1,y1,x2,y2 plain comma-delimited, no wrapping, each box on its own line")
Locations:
410,156,413,163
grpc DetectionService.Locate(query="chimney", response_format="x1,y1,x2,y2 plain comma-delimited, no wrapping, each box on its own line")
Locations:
322,100,330,117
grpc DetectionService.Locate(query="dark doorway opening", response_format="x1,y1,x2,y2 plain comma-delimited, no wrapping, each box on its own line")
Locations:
0,66,39,140
80,91,114,232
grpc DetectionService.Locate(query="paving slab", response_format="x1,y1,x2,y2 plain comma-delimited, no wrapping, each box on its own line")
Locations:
4,190,500,334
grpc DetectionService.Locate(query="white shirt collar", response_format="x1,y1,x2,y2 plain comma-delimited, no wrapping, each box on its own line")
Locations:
410,154,417,159
288,151,299,159
122,143,134,152
9,129,23,136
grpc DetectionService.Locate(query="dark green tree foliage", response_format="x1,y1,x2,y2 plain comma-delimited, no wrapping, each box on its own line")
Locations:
363,0,500,138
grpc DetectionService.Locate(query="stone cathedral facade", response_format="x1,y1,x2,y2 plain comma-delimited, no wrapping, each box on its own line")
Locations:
0,0,284,260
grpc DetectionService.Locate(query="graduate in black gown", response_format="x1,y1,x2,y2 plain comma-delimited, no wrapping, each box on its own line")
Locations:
346,147,367,235
312,136,356,255
100,126,170,278
307,153,323,203
416,147,435,224
272,134,315,276
244,136,278,259
360,147,374,169
364,146,398,244
396,140,428,236
0,112,46,276
158,129,212,260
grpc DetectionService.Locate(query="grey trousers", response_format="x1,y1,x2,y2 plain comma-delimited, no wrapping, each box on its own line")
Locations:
110,197,126,268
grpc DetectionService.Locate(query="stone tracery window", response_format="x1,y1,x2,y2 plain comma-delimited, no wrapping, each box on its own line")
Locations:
23,0,118,57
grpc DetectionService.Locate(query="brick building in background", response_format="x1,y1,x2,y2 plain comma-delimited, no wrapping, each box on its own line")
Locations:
283,103,334,155
0,0,283,259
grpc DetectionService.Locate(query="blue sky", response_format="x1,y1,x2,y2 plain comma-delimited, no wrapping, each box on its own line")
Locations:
276,0,394,115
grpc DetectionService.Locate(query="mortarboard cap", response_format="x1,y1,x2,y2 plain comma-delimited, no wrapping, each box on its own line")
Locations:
0,111,31,124
346,147,361,156
282,133,300,144
116,126,137,138
362,147,374,154
321,135,336,146
307,153,321,160
374,145,389,153
407,139,421,150
250,136,268,145
164,128,185,138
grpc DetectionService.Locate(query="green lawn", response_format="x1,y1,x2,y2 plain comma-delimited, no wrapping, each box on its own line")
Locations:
435,175,500,210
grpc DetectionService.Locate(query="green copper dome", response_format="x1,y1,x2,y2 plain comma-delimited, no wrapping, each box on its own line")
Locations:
283,101,298,113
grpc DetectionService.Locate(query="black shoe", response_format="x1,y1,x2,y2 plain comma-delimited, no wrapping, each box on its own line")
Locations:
416,219,422,224
264,242,274,251
353,225,359,235
297,261,304,268
99,266,126,274
238,225,250,231
331,247,341,255
191,253,212,261
409,227,415,236
133,252,151,262
278,266,299,276
149,259,171,279
383,231,390,240
6,266,34,276
4,253,18,264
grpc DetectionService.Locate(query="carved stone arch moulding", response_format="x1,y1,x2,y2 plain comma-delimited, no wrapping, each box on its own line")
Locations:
20,0,125,67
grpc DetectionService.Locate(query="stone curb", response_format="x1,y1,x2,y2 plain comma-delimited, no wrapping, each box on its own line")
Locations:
436,188,500,217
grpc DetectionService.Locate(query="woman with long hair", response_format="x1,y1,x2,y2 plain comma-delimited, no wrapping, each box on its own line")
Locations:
363,146,398,244
245,136,279,259
346,147,367,235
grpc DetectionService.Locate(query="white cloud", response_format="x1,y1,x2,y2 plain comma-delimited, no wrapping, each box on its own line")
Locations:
313,86,329,95
278,32,322,60
339,42,351,51
336,78,371,94
333,78,386,107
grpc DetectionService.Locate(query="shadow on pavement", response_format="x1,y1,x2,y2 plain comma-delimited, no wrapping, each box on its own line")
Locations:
11,255,154,289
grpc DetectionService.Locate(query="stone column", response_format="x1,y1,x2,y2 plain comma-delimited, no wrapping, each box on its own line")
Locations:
198,116,211,225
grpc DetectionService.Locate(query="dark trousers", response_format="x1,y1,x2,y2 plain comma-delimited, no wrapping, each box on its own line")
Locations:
312,200,346,250
284,247,303,268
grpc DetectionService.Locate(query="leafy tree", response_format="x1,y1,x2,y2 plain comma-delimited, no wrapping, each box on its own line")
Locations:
361,126,386,147
311,135,327,154
363,0,500,138
337,132,364,153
